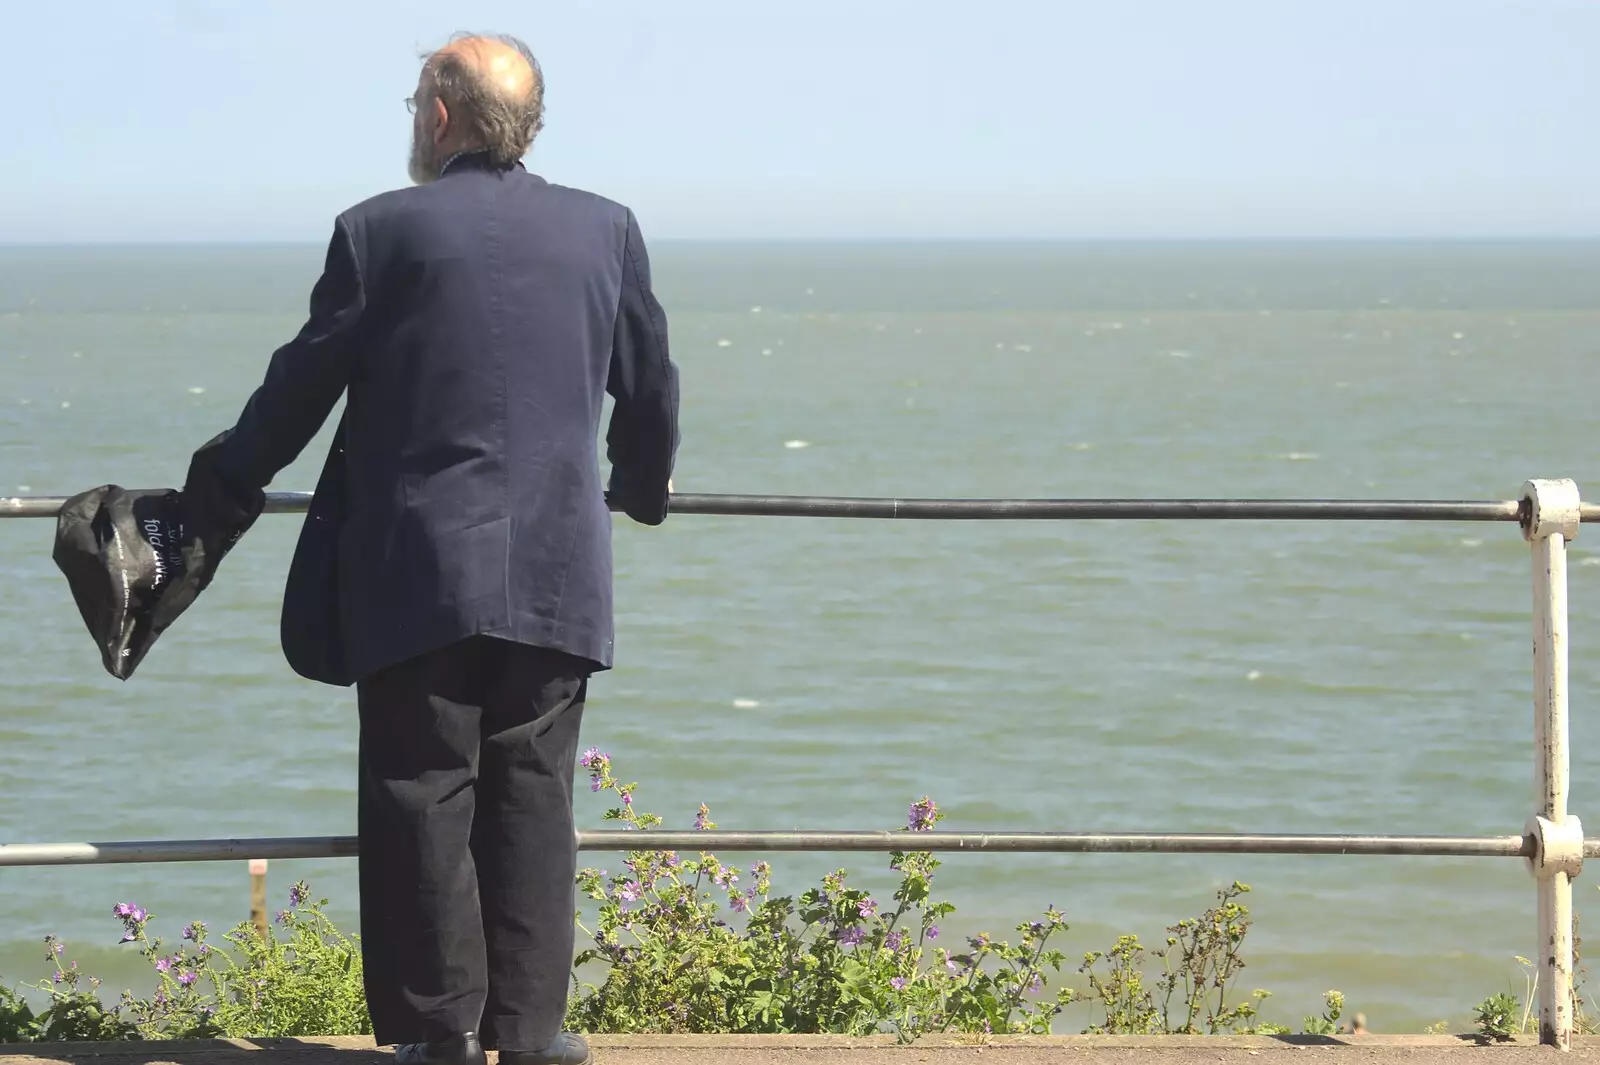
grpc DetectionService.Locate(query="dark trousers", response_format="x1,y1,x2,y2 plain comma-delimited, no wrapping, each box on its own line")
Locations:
356,636,588,1051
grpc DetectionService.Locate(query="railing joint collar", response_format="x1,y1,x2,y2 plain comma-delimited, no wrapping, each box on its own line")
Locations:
1524,479,1582,543
1526,815,1584,881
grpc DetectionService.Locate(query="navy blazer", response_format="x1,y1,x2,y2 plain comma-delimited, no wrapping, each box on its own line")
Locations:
190,152,680,685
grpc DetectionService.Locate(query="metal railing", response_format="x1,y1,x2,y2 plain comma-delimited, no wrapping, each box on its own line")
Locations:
0,483,1589,1047
9,489,1600,522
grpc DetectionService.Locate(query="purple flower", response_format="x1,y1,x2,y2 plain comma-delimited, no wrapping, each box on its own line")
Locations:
621,791,632,806
891,976,908,991
618,881,643,903
153,990,168,1007
1028,974,1043,993
156,957,173,973
199,944,212,956
730,894,748,914
694,804,712,831
590,779,603,792
182,924,198,941
178,971,197,987
121,932,137,943
858,898,878,918
275,910,290,925
113,903,133,919
52,972,63,984
908,797,938,833
926,925,940,940
885,931,905,952
288,883,308,907
131,907,148,924
52,941,64,956
837,925,865,947
945,958,960,973
580,747,606,770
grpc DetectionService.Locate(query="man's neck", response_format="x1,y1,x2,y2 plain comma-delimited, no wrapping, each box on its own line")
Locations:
439,147,493,176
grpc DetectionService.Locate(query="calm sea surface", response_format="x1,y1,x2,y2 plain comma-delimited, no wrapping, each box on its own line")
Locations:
2,241,1599,1030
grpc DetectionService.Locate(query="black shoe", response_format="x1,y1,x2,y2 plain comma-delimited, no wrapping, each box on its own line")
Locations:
393,1032,487,1065
499,1033,593,1065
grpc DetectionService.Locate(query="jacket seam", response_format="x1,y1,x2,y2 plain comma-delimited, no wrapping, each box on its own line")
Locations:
622,211,671,380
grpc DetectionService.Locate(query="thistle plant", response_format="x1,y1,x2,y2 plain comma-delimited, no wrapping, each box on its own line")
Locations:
13,884,367,1042
567,749,1075,1038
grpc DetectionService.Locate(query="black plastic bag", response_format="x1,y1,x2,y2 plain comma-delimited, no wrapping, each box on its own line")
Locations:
52,435,264,680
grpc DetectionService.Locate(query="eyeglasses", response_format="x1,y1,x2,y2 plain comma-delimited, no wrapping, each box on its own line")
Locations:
404,96,419,115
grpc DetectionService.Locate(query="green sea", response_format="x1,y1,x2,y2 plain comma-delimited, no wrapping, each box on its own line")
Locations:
2,240,1599,1030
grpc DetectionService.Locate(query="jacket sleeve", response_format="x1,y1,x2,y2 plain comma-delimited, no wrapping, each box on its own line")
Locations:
199,217,366,492
605,209,680,525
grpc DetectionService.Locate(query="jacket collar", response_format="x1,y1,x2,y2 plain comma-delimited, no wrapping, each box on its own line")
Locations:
440,149,527,177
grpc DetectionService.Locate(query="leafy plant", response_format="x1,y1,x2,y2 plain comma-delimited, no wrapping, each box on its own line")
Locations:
0,757,1384,1041
1079,935,1159,1034
27,936,137,1042
1474,992,1521,1041
1575,910,1595,1034
196,887,368,1038
1301,990,1344,1036
1080,882,1275,1035
0,983,40,1043
564,749,1075,1039
18,886,370,1042
1155,882,1264,1033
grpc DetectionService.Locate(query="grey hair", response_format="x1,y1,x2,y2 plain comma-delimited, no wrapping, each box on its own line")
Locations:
422,33,546,165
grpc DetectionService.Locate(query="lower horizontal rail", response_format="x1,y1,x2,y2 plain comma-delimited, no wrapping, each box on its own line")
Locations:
0,831,1560,867
3,492,1591,522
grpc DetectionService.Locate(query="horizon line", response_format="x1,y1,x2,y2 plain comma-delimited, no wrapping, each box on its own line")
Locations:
3,234,1599,249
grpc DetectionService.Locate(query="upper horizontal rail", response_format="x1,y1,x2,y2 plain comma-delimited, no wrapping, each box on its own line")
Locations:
2,492,1594,523
0,830,1565,867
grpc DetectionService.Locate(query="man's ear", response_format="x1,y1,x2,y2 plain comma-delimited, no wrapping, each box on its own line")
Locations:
431,96,450,146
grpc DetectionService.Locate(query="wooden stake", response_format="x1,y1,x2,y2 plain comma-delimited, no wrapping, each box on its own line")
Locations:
249,858,268,939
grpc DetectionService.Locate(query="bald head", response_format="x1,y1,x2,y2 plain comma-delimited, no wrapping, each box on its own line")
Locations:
408,33,545,184
434,36,536,105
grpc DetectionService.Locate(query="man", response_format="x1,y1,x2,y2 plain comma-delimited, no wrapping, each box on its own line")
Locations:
185,33,679,1065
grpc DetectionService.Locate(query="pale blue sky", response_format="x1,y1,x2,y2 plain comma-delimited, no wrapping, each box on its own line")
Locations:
3,0,1595,242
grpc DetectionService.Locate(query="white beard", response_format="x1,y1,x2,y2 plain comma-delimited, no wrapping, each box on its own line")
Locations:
408,134,440,186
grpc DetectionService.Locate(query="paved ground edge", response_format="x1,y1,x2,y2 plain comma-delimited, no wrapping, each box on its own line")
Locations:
0,1034,1576,1056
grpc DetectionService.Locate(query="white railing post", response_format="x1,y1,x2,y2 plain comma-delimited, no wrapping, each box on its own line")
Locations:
1523,478,1585,1049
